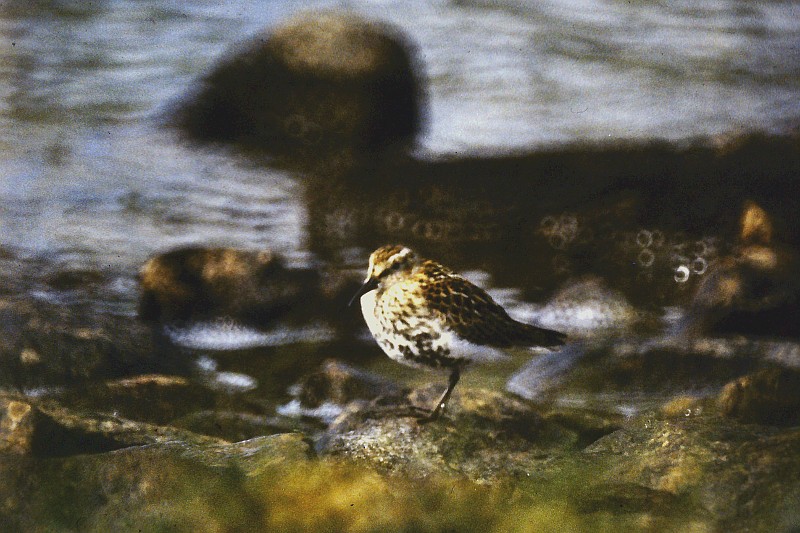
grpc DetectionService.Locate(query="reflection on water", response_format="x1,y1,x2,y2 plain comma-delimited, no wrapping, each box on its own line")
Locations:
1,0,799,413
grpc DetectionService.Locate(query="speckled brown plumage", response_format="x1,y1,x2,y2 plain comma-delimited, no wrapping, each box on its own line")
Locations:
414,259,566,348
352,244,566,421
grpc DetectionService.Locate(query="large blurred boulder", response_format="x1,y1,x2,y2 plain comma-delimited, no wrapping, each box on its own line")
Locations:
174,11,424,168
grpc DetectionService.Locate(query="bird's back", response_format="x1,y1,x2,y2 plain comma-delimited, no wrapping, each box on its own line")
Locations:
413,260,566,349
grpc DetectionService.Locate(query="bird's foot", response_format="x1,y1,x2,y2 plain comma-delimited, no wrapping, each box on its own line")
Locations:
362,403,432,420
416,402,446,424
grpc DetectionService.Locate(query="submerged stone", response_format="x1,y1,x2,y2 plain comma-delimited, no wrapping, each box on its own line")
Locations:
293,358,406,408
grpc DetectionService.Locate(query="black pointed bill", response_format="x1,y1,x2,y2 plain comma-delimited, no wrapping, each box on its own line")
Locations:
348,277,379,307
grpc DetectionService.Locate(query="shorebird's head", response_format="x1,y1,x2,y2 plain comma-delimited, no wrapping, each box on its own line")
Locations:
349,245,416,306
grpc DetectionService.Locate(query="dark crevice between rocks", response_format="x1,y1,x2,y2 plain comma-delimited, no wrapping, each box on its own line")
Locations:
30,414,129,458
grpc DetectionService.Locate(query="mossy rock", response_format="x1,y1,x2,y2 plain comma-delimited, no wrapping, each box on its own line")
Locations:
584,415,800,529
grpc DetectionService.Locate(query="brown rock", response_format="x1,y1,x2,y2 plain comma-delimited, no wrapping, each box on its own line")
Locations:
52,374,215,426
0,391,224,457
718,367,800,426
683,202,800,338
138,246,318,326
295,359,406,408
0,397,36,454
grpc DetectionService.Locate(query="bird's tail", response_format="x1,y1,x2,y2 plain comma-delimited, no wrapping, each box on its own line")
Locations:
513,322,567,348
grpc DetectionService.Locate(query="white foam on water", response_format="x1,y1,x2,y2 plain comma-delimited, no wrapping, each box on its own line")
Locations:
165,320,334,351
276,399,345,424
207,371,259,393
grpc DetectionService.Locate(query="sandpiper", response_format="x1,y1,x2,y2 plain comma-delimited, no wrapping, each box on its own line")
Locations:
350,245,566,421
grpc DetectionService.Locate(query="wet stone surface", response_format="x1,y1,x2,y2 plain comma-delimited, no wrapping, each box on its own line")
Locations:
318,385,580,481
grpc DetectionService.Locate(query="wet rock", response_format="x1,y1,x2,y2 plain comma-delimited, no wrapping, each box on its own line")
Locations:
18,347,41,366
531,276,645,338
660,394,706,419
512,341,760,415
541,406,625,447
172,410,296,442
138,246,320,327
174,432,312,473
318,385,578,481
53,374,216,426
0,392,223,457
294,359,406,408
718,367,800,426
43,268,108,292
585,415,800,529
679,202,800,339
0,297,162,389
174,11,423,168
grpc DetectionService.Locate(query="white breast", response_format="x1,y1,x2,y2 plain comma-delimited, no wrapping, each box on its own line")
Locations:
359,290,384,343
359,289,509,367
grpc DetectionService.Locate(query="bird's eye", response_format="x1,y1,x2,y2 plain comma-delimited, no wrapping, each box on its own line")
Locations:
377,260,401,278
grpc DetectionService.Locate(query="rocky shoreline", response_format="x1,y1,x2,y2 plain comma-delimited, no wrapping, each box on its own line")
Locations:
2,8,800,531
3,357,800,531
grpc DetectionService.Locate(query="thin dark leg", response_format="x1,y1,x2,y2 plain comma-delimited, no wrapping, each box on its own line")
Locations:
422,367,461,422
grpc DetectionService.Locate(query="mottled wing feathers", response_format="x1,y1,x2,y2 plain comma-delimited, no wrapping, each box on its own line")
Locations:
415,260,566,348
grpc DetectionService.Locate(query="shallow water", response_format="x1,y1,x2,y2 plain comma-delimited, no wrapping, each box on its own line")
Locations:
1,0,799,413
